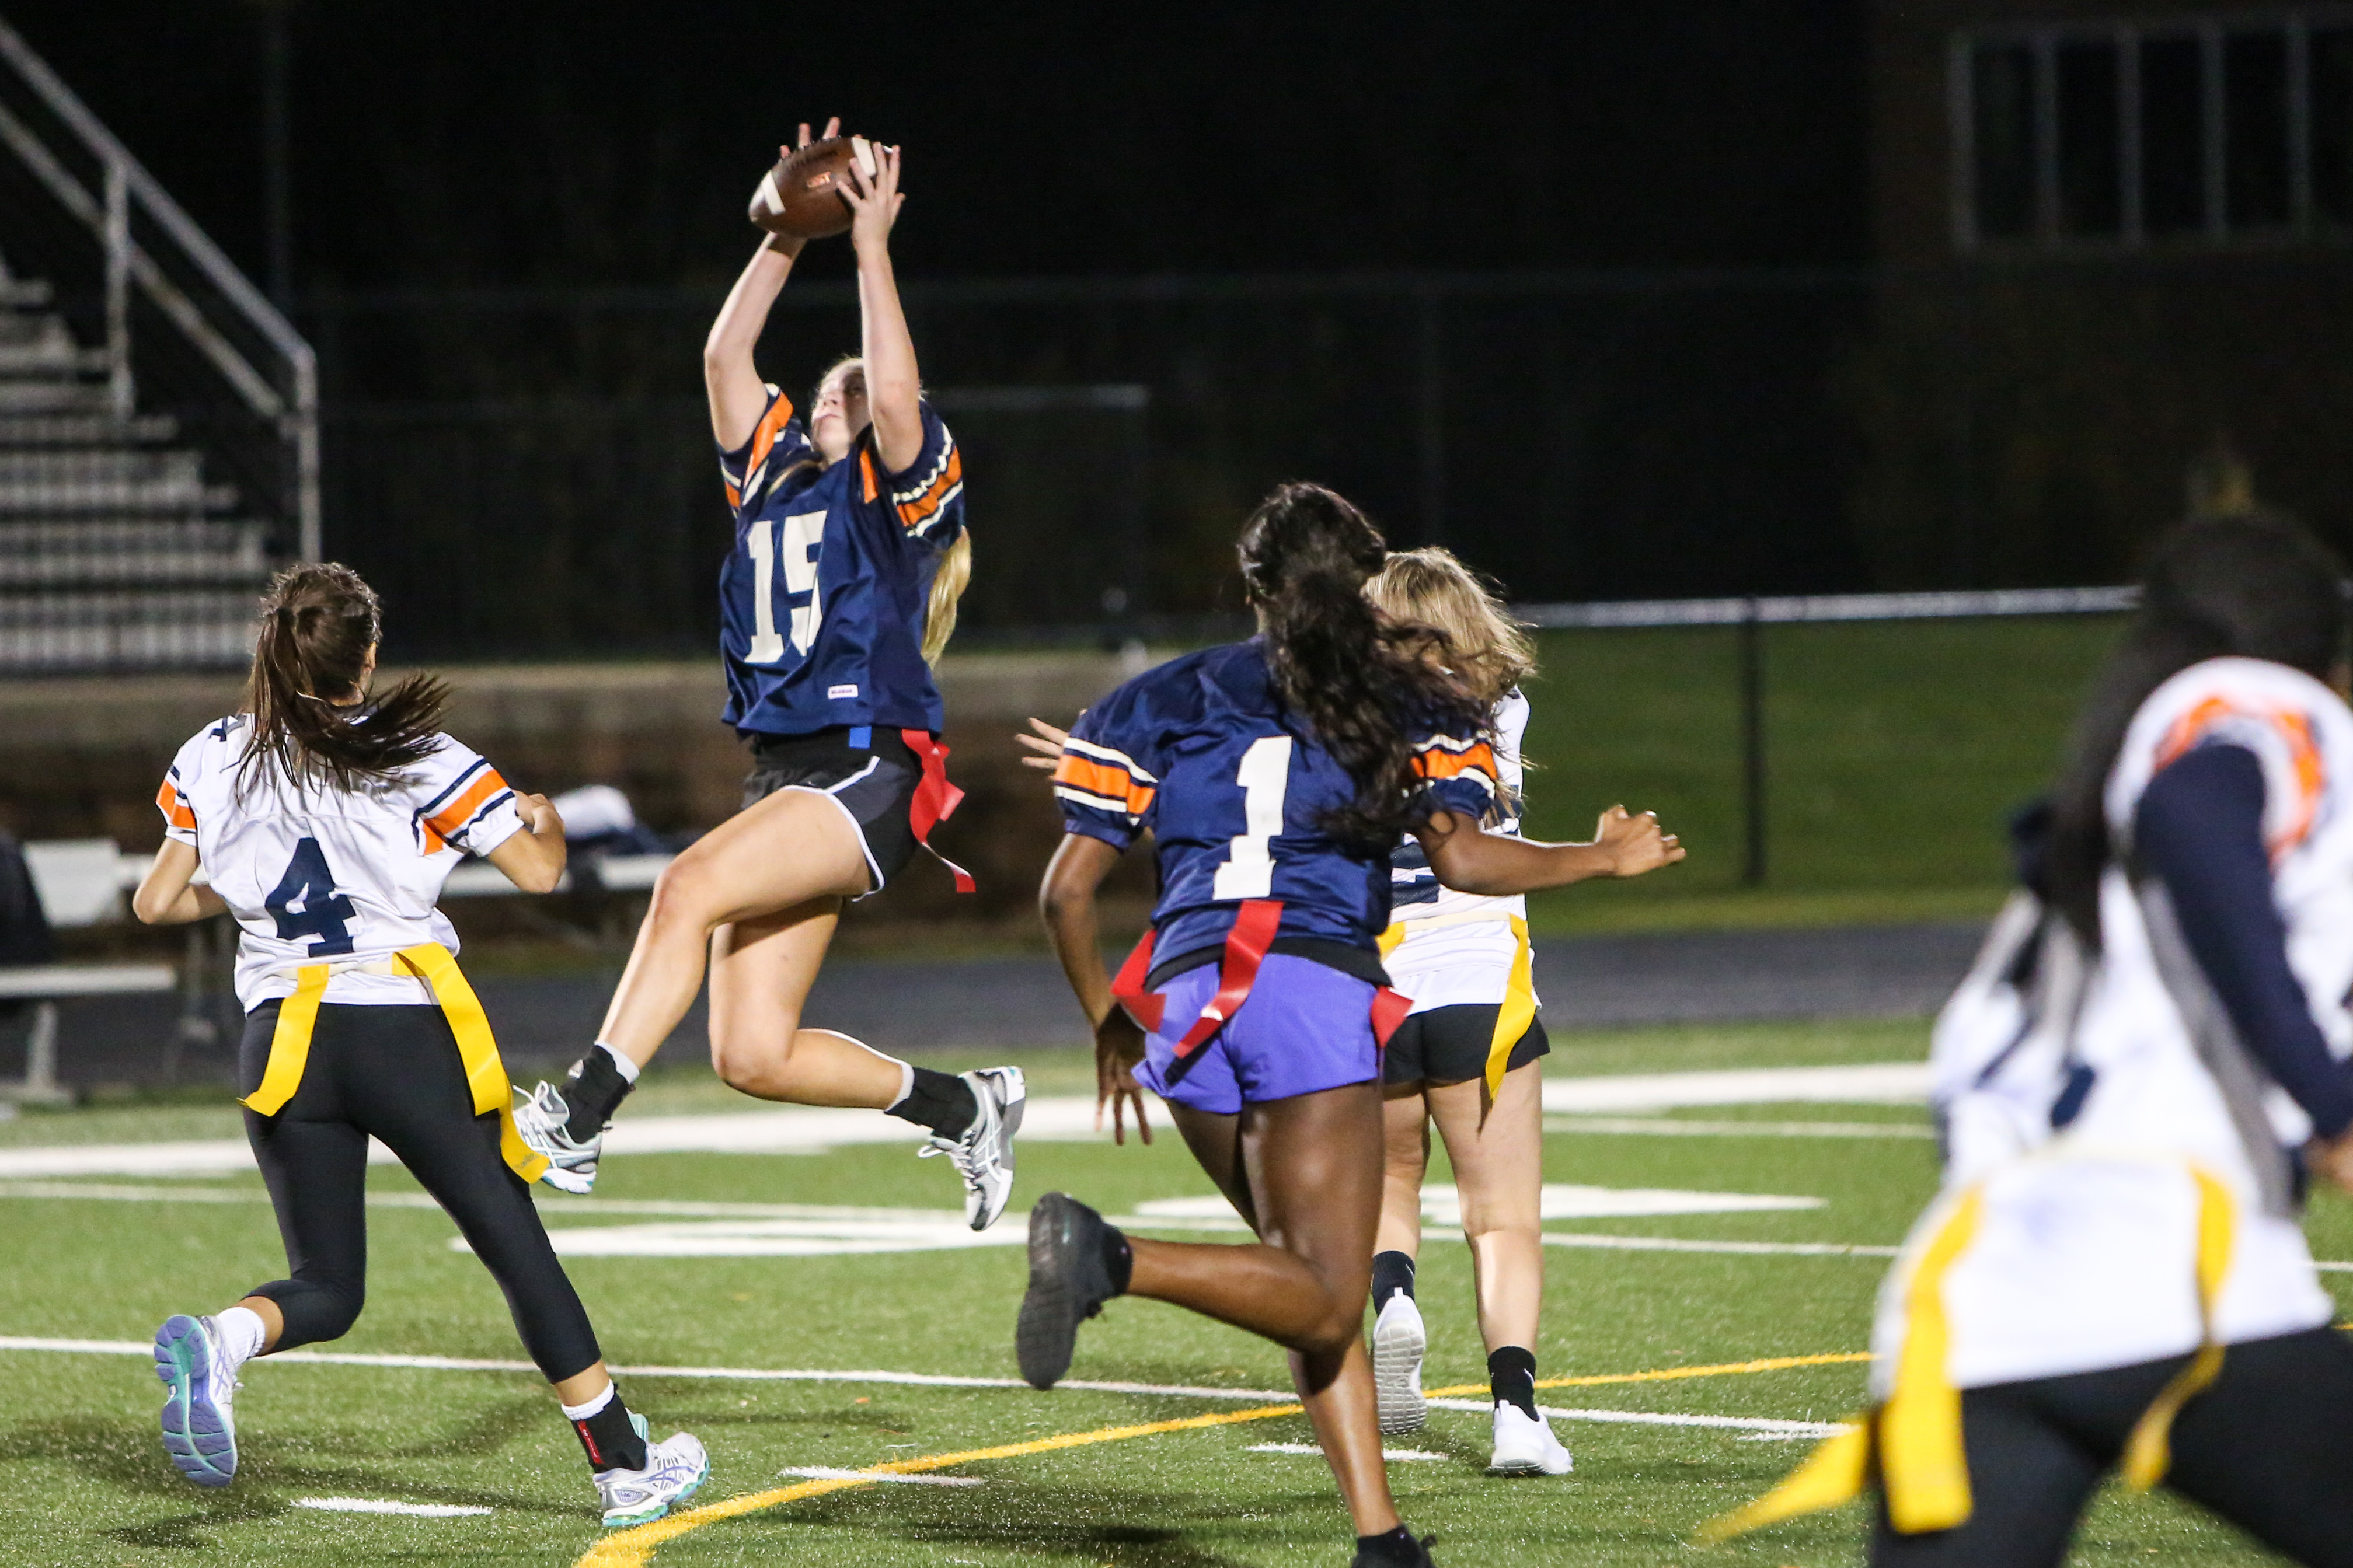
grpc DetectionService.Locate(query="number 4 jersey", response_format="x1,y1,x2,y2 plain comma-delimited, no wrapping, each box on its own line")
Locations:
1053,640,1502,965
716,388,966,738
157,715,525,1010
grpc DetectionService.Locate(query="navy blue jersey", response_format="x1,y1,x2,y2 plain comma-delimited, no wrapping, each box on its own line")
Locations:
715,389,965,736
1054,640,1499,959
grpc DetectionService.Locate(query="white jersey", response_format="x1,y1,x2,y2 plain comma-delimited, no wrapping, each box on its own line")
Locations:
159,715,525,1011
1876,657,2353,1395
1383,689,1537,1014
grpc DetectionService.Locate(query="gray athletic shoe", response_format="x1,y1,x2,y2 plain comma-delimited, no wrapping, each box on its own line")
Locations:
594,1414,709,1527
514,1080,601,1195
1371,1292,1430,1435
918,1066,1025,1230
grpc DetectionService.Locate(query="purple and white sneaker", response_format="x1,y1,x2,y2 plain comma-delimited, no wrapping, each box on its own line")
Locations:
154,1314,239,1487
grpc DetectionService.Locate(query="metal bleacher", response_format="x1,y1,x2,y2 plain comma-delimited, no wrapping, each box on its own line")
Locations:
0,15,316,672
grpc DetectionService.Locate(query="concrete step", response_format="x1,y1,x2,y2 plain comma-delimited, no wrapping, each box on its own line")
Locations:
0,281,54,309
0,449,229,514
0,588,256,670
0,320,103,375
0,380,111,414
0,413,177,446
0,520,273,585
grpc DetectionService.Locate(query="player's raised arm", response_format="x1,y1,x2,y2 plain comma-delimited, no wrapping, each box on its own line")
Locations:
841,142,923,475
703,118,836,450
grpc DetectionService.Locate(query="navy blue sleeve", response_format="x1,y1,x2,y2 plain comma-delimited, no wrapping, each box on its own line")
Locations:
2136,742,2353,1140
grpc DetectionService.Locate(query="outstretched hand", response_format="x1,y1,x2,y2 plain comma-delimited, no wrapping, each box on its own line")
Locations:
1094,1006,1153,1146
841,141,904,254
1018,717,1072,771
1592,804,1685,877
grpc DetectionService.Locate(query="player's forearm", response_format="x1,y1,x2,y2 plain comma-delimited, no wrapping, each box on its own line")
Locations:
855,243,923,471
134,883,225,926
704,236,797,369
1040,835,1121,1025
1421,825,1618,896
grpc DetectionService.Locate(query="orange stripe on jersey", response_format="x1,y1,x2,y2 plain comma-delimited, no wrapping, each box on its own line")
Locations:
424,768,509,842
747,394,796,479
897,446,964,530
2156,696,2326,855
1413,741,1498,784
1054,753,1156,815
155,780,196,830
860,450,880,504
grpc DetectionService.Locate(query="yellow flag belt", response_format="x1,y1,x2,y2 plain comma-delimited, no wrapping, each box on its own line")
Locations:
1700,1166,2234,1545
241,942,550,1185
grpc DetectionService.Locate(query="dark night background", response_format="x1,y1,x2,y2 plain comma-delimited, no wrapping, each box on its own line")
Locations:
11,4,1877,655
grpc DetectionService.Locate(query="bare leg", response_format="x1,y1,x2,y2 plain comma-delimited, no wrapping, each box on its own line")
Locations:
231,1294,283,1352
1128,1084,1397,1536
597,789,871,1067
706,899,907,1107
1425,1063,1546,1353
1374,1084,1432,1260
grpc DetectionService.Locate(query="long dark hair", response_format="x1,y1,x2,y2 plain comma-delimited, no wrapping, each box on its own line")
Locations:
1238,482,1488,848
238,563,449,797
2048,509,2347,947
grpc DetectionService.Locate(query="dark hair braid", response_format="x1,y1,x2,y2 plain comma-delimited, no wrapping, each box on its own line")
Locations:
1239,482,1488,849
239,563,450,797
2048,508,2348,948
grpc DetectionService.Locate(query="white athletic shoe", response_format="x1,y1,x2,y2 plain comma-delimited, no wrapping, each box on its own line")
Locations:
919,1066,1025,1230
595,1416,709,1528
514,1080,601,1195
1371,1294,1428,1435
154,1314,240,1487
1489,1400,1573,1475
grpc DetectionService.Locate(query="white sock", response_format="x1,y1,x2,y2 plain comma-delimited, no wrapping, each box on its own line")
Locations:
886,1059,915,1110
595,1040,640,1085
214,1305,267,1372
560,1380,618,1421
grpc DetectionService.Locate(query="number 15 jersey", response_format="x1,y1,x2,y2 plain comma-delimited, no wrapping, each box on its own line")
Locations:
716,388,966,738
157,715,525,1011
1052,640,1501,963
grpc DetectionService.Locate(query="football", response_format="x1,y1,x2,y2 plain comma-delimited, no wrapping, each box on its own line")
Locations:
748,135,880,240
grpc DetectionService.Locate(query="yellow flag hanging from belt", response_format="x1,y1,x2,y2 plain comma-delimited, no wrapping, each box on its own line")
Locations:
240,943,550,1185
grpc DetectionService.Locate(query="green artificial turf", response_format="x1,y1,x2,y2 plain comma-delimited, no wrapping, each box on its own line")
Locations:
5,1018,2345,1566
1514,617,2123,933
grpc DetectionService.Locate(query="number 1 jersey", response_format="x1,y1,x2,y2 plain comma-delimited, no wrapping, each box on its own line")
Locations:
1052,640,1501,963
157,715,526,1010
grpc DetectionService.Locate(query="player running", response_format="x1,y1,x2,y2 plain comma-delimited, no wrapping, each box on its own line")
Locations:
134,563,706,1527
514,122,1022,1225
1020,483,1683,1568
1354,548,1573,1475
1711,509,2353,1566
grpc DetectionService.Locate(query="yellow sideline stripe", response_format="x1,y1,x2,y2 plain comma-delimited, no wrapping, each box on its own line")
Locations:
577,1402,1306,1567
1426,1349,1871,1399
577,1350,1873,1566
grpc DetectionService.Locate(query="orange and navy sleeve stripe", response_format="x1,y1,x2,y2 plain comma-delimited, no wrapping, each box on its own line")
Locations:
414,759,513,854
719,387,797,512
2155,696,2326,857
1054,737,1156,820
156,769,196,833
890,430,964,541
1412,733,1500,818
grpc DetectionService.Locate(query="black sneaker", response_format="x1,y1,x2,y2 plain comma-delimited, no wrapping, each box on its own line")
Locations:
1349,1529,1437,1568
1017,1191,1118,1389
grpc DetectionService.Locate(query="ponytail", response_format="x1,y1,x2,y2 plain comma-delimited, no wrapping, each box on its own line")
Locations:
239,563,449,798
922,530,972,665
1239,483,1487,848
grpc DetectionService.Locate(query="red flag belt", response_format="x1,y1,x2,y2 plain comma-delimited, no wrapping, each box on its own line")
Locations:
897,728,974,893
1111,897,1413,1057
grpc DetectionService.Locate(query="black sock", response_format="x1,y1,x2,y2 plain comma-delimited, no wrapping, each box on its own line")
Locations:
1370,1250,1416,1309
1354,1525,1424,1566
886,1066,978,1139
563,1048,634,1141
1103,1223,1133,1295
573,1398,649,1473
1489,1345,1538,1419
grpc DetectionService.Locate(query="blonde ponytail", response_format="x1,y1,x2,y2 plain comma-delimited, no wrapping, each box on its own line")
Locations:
922,531,972,665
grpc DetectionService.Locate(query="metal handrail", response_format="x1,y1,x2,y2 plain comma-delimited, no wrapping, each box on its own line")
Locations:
0,13,318,560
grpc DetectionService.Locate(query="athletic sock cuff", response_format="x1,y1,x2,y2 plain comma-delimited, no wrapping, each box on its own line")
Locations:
885,1066,978,1139
1489,1345,1539,1419
594,1040,640,1085
1370,1249,1417,1307
564,1046,636,1140
560,1381,617,1421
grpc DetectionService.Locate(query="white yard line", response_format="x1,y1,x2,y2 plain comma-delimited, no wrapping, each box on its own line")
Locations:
0,1335,1847,1438
1541,1233,1902,1259
294,1497,491,1517
1546,1116,1936,1139
778,1467,984,1486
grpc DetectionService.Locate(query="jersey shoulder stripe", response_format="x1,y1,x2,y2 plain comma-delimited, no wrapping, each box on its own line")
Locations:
414,758,511,854
2156,694,2325,854
1053,753,1156,816
1413,734,1499,788
892,437,964,536
156,776,196,830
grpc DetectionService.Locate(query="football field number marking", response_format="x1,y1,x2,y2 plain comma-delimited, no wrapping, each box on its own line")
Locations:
1211,735,1292,900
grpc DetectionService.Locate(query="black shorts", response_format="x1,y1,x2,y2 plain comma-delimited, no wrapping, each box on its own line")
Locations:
1382,1003,1549,1086
742,727,921,895
1869,1326,2353,1568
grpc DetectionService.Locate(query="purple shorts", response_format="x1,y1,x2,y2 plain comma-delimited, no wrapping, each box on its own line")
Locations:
1136,954,1381,1116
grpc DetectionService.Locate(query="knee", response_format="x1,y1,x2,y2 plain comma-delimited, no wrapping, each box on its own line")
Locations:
644,857,716,934
1296,1307,1362,1360
709,1035,787,1097
282,1279,364,1343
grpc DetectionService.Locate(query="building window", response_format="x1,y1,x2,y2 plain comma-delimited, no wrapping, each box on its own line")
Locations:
1953,9,2353,248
